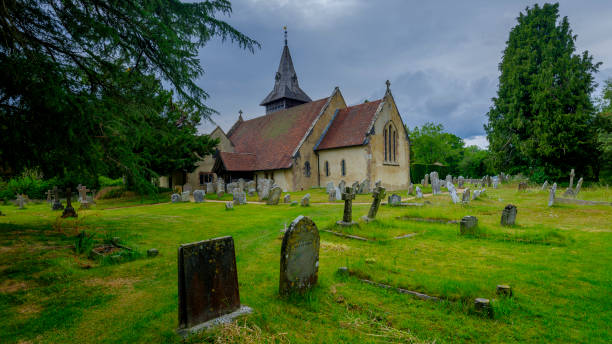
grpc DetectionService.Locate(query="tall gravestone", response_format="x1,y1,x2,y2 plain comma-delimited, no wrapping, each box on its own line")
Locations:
338,180,346,192
267,186,282,205
362,186,385,222
458,176,464,188
500,204,517,226
328,190,337,202
548,182,557,207
337,187,356,226
206,182,215,195
216,180,225,198
424,174,429,187
279,216,320,295
46,189,53,203
574,177,583,196
407,183,414,196
16,194,25,209
569,169,575,189
177,236,251,335
61,189,77,218
326,182,335,194
447,181,459,204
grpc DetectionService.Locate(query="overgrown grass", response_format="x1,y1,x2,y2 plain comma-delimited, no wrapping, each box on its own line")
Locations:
0,182,611,343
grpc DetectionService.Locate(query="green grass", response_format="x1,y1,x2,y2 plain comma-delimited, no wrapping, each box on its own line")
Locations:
0,183,611,343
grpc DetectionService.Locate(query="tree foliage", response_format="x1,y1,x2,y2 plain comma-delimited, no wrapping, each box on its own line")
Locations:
0,0,258,191
596,79,612,183
485,3,600,181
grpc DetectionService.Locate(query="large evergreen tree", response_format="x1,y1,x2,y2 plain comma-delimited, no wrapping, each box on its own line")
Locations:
0,0,258,190
485,3,600,180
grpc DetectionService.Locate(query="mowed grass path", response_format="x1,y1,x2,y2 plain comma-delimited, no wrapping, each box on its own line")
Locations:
0,184,611,343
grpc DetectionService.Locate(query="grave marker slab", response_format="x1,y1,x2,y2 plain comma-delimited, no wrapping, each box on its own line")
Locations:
171,193,181,203
388,194,402,207
462,188,470,203
500,204,517,226
279,216,320,295
459,216,478,235
266,187,282,205
447,181,459,204
51,186,64,210
300,194,310,207
193,190,205,203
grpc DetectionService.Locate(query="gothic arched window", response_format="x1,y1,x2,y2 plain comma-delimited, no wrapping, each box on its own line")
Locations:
304,161,311,177
384,122,399,163
384,128,388,161
341,159,346,176
325,161,329,177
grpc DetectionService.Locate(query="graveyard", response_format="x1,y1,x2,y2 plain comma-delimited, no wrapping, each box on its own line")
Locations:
1,179,611,343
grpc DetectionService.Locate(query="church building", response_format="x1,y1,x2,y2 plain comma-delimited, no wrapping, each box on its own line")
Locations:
162,31,411,192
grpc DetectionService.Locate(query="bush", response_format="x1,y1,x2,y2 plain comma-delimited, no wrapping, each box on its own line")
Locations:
0,172,58,200
529,167,550,184
99,176,124,187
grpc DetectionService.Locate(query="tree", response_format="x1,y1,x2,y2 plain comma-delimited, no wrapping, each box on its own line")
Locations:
596,79,612,183
485,3,600,181
0,0,258,191
409,122,464,169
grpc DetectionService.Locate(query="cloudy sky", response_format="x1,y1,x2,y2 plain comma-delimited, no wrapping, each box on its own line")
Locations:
195,0,612,148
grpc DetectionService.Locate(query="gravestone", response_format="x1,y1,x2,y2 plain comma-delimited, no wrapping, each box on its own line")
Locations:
300,194,310,207
181,191,190,202
388,194,402,206
338,180,346,192
283,194,291,203
46,189,53,203
493,178,499,189
267,186,282,205
225,202,234,210
206,182,215,195
574,177,583,196
459,216,478,235
177,236,250,334
351,181,360,194
424,174,429,187
548,182,557,207
247,188,256,197
88,189,96,204
334,187,342,200
518,182,528,191
61,189,77,218
420,179,424,186
193,190,205,203
569,168,575,189
415,186,423,199
375,180,381,188
258,179,271,200
487,175,492,187
233,190,247,206
328,190,337,202
447,181,459,204
446,175,452,184
458,176,464,188
541,181,549,190
216,180,225,198
407,183,414,195
246,180,256,192
238,179,245,192
462,188,470,203
51,186,64,210
171,193,181,203
337,187,356,226
16,194,25,209
279,216,320,295
326,182,334,194
358,179,370,194
362,186,385,222
78,186,91,209
500,204,517,226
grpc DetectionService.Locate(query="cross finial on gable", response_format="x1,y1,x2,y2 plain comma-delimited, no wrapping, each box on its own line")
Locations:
284,26,287,46
385,80,391,91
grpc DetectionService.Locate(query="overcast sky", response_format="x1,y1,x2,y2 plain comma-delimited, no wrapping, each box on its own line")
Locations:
195,0,612,148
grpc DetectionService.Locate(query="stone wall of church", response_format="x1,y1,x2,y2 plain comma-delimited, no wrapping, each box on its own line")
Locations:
317,145,370,187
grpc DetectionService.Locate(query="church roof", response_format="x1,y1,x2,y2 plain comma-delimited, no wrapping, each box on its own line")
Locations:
227,97,330,171
218,152,257,172
315,99,383,151
260,45,312,106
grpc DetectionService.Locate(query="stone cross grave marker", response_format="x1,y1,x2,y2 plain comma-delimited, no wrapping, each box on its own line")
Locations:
78,186,90,208
267,186,282,205
500,204,517,226
61,188,77,218
279,216,320,295
569,169,575,189
52,186,64,210
362,186,385,222
415,186,423,199
337,187,356,226
548,182,557,207
177,236,250,335
193,190,205,203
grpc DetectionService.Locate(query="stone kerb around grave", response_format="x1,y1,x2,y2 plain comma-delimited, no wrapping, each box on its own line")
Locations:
279,216,320,295
177,236,251,336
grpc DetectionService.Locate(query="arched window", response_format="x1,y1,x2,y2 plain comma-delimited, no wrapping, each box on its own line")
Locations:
393,130,396,161
341,159,346,176
384,122,399,163
304,161,311,177
325,161,329,177
383,128,388,161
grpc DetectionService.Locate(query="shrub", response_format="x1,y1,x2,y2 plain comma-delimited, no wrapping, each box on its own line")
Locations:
98,176,124,187
0,172,58,200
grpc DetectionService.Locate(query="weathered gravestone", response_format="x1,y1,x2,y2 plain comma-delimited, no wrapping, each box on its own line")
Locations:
337,187,356,226
247,188,256,197
78,186,91,209
325,182,334,194
267,186,282,205
232,190,247,206
541,181,549,190
46,189,53,203
177,236,251,335
415,186,423,199
206,182,215,195
283,194,291,203
300,194,310,207
258,179,271,200
358,179,370,194
407,183,414,196
338,180,346,192
279,216,320,295
518,182,528,191
238,179,245,192
375,180,382,188
193,190,205,203
424,174,429,187
16,194,25,209
447,182,459,204
569,168,575,189
351,181,360,194
51,186,64,210
362,186,385,222
171,193,181,203
493,177,499,189
335,187,341,200
61,189,77,218
388,194,402,207
548,182,557,207
181,191,190,202
574,177,583,196
500,204,517,226
459,216,478,235
328,190,337,202
462,188,470,203
216,180,225,198
225,202,234,210
458,176,464,188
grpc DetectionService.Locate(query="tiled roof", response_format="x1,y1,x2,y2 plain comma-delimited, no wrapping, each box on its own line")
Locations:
227,97,329,171
218,152,257,172
315,99,383,151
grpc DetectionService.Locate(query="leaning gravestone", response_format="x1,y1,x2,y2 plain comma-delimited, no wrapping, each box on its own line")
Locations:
61,189,77,218
459,216,478,235
447,181,459,204
267,187,282,205
181,191,190,202
388,194,402,207
171,193,181,203
337,187,356,226
177,236,251,335
548,182,557,207
415,186,423,199
362,186,385,222
574,177,583,196
500,204,517,226
279,216,320,295
193,190,205,203
407,183,414,195
283,194,291,203
300,194,310,207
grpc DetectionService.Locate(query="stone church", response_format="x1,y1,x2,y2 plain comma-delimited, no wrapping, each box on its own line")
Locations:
161,34,411,192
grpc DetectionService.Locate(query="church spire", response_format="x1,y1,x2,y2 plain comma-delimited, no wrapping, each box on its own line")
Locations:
260,26,312,114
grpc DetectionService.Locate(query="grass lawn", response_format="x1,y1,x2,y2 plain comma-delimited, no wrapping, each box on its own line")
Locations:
0,183,611,343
